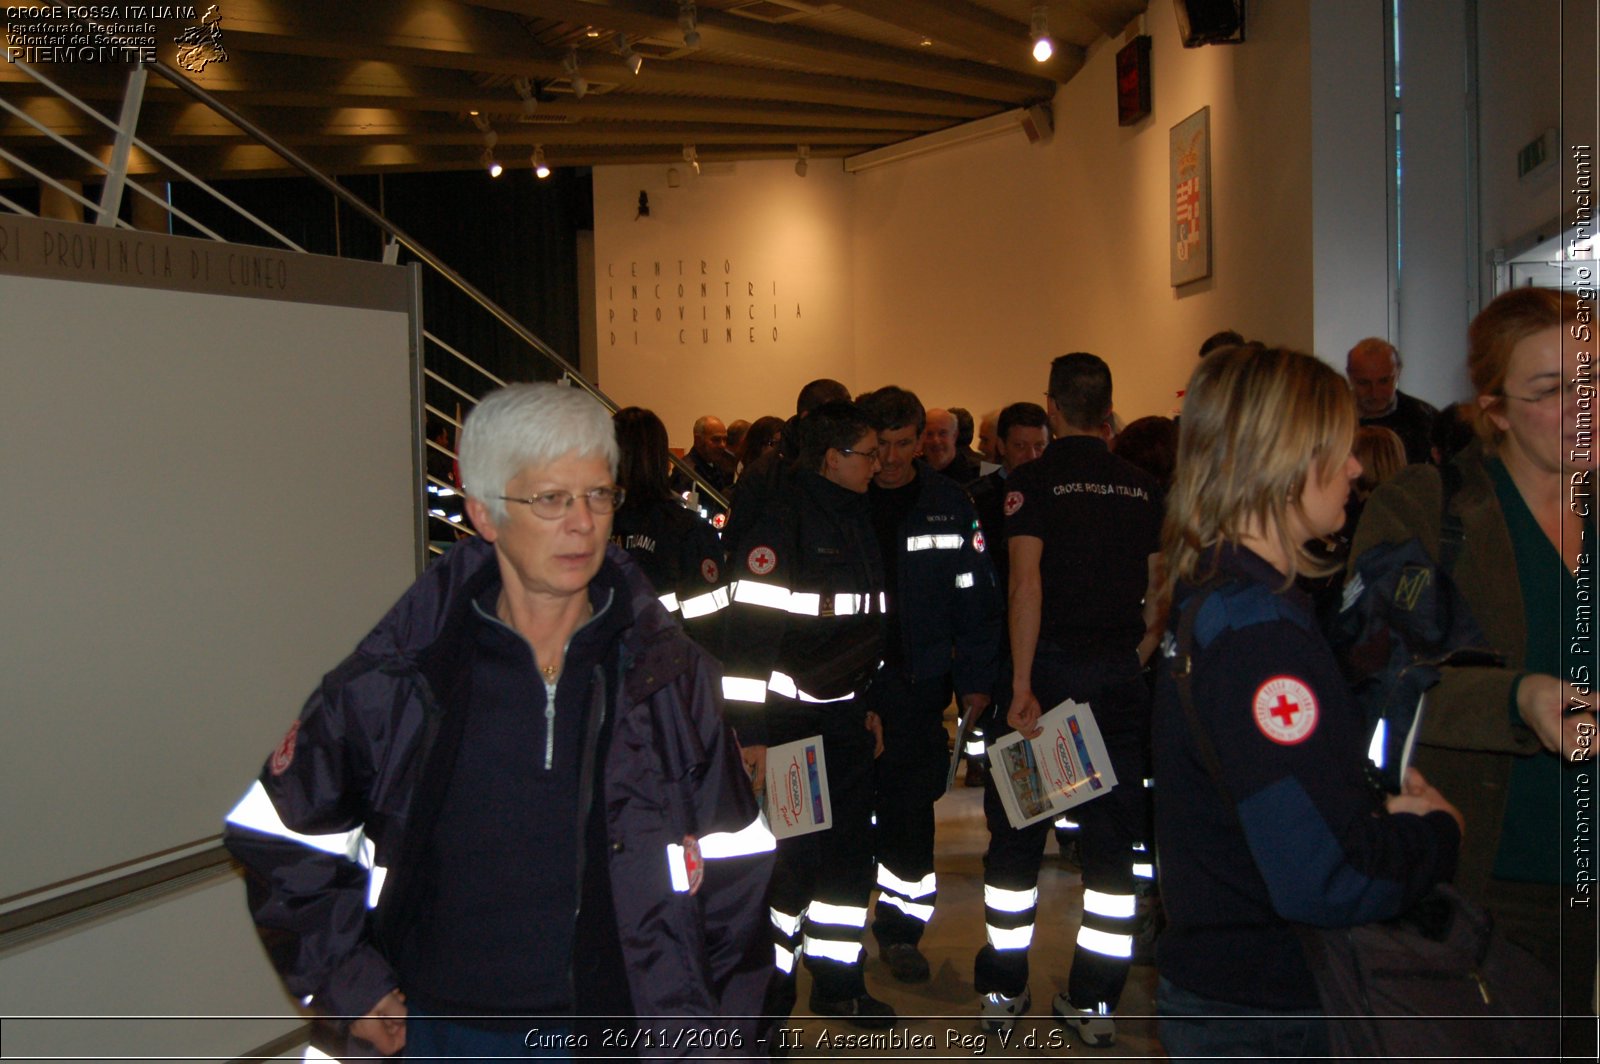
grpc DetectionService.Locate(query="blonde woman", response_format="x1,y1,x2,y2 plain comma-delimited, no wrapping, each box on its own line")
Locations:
1151,346,1462,1059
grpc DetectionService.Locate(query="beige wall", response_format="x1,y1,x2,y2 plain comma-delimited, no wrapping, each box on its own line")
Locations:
850,1,1313,424
592,159,856,449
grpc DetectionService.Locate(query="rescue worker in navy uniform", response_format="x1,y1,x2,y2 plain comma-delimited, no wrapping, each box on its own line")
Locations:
610,407,724,624
222,384,774,1059
974,354,1163,1046
962,402,1050,787
854,386,1001,982
707,401,896,1026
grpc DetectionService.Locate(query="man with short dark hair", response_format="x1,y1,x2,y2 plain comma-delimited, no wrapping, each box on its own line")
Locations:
723,379,851,547
709,400,897,1027
1346,337,1437,464
973,354,1161,1046
856,386,1001,985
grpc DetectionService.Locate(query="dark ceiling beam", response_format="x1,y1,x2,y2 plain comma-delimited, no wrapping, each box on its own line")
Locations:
463,0,1055,102
3,54,998,122
825,0,1086,80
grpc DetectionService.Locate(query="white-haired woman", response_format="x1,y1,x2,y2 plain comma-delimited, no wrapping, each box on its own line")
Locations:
1151,347,1462,1059
225,383,774,1059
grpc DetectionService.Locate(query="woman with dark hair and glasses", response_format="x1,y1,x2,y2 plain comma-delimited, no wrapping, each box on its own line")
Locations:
611,406,726,621
225,384,775,1059
1351,288,1597,1044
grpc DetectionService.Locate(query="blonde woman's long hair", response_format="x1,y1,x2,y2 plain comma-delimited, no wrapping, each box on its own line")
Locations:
1162,346,1356,601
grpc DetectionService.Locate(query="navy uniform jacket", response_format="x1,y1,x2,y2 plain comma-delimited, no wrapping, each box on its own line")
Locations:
610,495,724,618
1152,544,1460,1009
881,463,1001,697
707,466,885,747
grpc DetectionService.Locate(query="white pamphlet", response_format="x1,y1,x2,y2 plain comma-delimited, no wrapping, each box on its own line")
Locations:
764,734,833,840
989,698,1118,830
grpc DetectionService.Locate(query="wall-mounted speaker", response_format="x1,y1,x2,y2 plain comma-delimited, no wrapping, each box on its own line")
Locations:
1174,0,1245,47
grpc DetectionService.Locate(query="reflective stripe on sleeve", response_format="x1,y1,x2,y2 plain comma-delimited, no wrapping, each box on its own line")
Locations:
225,781,367,863
986,922,1033,951
679,586,730,619
657,592,681,613
666,843,691,892
807,901,868,928
1076,926,1133,959
788,592,821,616
983,884,1038,913
905,534,966,551
1082,889,1137,919
722,675,769,703
955,571,975,589
700,813,777,858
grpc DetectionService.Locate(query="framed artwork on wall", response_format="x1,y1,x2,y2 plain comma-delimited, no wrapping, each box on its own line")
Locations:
1170,106,1211,286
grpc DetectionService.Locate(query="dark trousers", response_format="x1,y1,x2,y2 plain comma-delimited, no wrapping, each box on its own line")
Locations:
765,698,877,1011
1157,977,1330,1063
974,643,1149,1013
870,670,954,947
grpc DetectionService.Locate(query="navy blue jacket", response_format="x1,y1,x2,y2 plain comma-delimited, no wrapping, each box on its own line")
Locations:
1152,545,1459,1009
883,464,1001,696
223,538,774,1052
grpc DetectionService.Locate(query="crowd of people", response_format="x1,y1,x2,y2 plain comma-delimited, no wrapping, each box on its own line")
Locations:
223,286,1594,1060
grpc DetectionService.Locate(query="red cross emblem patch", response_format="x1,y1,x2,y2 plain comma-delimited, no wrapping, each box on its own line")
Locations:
747,545,777,575
973,530,986,553
270,721,300,776
1252,676,1318,745
701,557,719,583
1003,491,1024,517
682,834,704,895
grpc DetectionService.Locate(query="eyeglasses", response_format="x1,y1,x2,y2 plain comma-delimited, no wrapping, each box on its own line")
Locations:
839,447,881,463
1497,385,1561,406
499,486,626,519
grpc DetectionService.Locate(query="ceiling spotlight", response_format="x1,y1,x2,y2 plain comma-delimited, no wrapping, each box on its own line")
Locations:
480,147,502,177
678,1,700,48
617,39,643,76
795,145,810,177
512,76,538,118
683,144,699,175
1030,4,1053,63
533,145,551,179
563,49,588,99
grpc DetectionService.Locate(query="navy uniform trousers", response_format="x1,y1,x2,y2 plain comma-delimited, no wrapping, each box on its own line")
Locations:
975,643,1151,1015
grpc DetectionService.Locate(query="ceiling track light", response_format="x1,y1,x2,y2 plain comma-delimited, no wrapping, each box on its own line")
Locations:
618,33,642,76
533,145,550,179
795,144,810,177
563,49,588,99
512,76,538,118
683,144,699,175
1030,3,1053,63
480,146,502,178
678,1,700,48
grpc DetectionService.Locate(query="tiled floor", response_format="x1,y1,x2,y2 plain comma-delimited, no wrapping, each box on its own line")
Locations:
782,770,1166,1060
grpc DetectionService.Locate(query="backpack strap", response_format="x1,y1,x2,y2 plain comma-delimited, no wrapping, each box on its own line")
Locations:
1437,460,1465,574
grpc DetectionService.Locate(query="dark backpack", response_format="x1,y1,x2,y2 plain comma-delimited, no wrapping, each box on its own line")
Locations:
1325,463,1503,793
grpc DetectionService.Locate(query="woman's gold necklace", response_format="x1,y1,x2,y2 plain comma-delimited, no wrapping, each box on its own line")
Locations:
541,661,559,682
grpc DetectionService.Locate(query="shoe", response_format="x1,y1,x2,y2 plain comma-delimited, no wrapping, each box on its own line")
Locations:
978,988,1031,1034
882,942,930,983
963,761,987,787
1052,993,1115,1047
809,990,897,1028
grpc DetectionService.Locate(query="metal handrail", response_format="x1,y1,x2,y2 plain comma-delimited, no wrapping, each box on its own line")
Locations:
2,52,734,522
